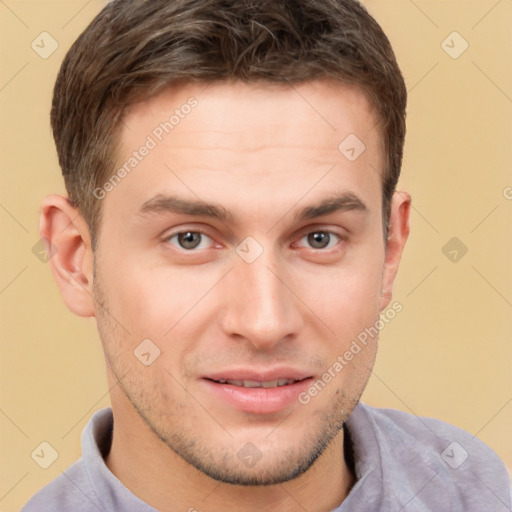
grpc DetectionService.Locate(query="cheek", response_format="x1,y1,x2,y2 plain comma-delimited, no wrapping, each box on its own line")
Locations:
293,251,384,331
106,255,183,314
103,259,222,353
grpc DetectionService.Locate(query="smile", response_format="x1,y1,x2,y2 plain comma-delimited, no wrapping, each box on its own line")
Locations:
211,378,301,388
201,375,314,414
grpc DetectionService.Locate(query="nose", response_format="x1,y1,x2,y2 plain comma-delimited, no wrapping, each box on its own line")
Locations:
218,250,303,350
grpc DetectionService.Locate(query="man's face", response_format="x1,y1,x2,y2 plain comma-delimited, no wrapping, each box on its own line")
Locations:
93,80,392,484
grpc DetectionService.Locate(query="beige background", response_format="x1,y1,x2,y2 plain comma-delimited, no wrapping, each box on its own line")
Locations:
1,1,511,510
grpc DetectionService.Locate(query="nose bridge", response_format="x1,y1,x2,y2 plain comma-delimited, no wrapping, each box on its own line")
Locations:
220,246,302,347
244,255,283,313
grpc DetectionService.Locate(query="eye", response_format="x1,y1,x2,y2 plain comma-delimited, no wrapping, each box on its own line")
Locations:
166,231,214,250
297,231,341,250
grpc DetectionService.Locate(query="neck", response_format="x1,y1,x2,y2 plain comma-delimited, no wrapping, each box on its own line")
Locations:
105,398,354,512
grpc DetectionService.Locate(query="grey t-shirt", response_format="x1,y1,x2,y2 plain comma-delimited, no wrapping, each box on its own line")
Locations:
22,403,511,511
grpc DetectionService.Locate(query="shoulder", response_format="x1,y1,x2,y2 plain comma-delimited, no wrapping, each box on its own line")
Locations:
21,458,104,512
21,408,113,511
347,403,511,510
360,403,506,470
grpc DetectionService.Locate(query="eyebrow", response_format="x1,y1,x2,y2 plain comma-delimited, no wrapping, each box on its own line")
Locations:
136,192,367,223
137,194,234,222
295,192,368,221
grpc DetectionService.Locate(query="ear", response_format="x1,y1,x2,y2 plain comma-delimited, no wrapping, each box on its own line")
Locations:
380,191,411,311
39,195,96,317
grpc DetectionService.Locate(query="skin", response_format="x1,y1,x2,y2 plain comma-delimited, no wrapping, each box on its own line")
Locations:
40,79,410,512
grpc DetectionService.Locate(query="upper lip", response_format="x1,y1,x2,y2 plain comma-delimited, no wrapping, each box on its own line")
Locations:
203,367,313,382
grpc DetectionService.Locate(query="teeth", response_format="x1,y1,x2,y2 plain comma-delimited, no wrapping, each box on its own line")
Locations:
220,378,297,388
243,380,264,388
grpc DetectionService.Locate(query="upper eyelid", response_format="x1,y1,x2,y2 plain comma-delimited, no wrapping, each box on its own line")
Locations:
298,230,341,239
162,225,213,239
166,230,214,242
161,225,347,246
164,232,217,253
294,230,343,248
294,225,348,240
163,226,344,237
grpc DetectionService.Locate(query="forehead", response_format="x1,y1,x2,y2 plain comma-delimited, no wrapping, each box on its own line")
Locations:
121,79,380,153
101,79,384,230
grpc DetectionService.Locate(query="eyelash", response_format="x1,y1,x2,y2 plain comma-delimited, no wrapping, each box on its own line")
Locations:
294,231,342,250
163,228,345,252
165,230,216,251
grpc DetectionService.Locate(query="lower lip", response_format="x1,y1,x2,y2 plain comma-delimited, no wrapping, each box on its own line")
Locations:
201,378,314,414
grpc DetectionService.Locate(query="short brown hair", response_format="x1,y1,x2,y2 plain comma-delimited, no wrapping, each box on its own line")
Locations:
51,0,406,249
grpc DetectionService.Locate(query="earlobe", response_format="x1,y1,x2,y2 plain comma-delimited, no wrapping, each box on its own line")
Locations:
39,195,96,317
379,191,411,311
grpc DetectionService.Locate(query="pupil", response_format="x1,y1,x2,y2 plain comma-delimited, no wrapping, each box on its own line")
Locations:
179,232,201,249
308,232,330,249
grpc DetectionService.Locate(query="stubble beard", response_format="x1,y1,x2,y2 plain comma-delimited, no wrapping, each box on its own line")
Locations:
92,270,367,486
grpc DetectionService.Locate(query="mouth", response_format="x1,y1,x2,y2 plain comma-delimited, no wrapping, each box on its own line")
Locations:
206,377,307,388
201,371,314,414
